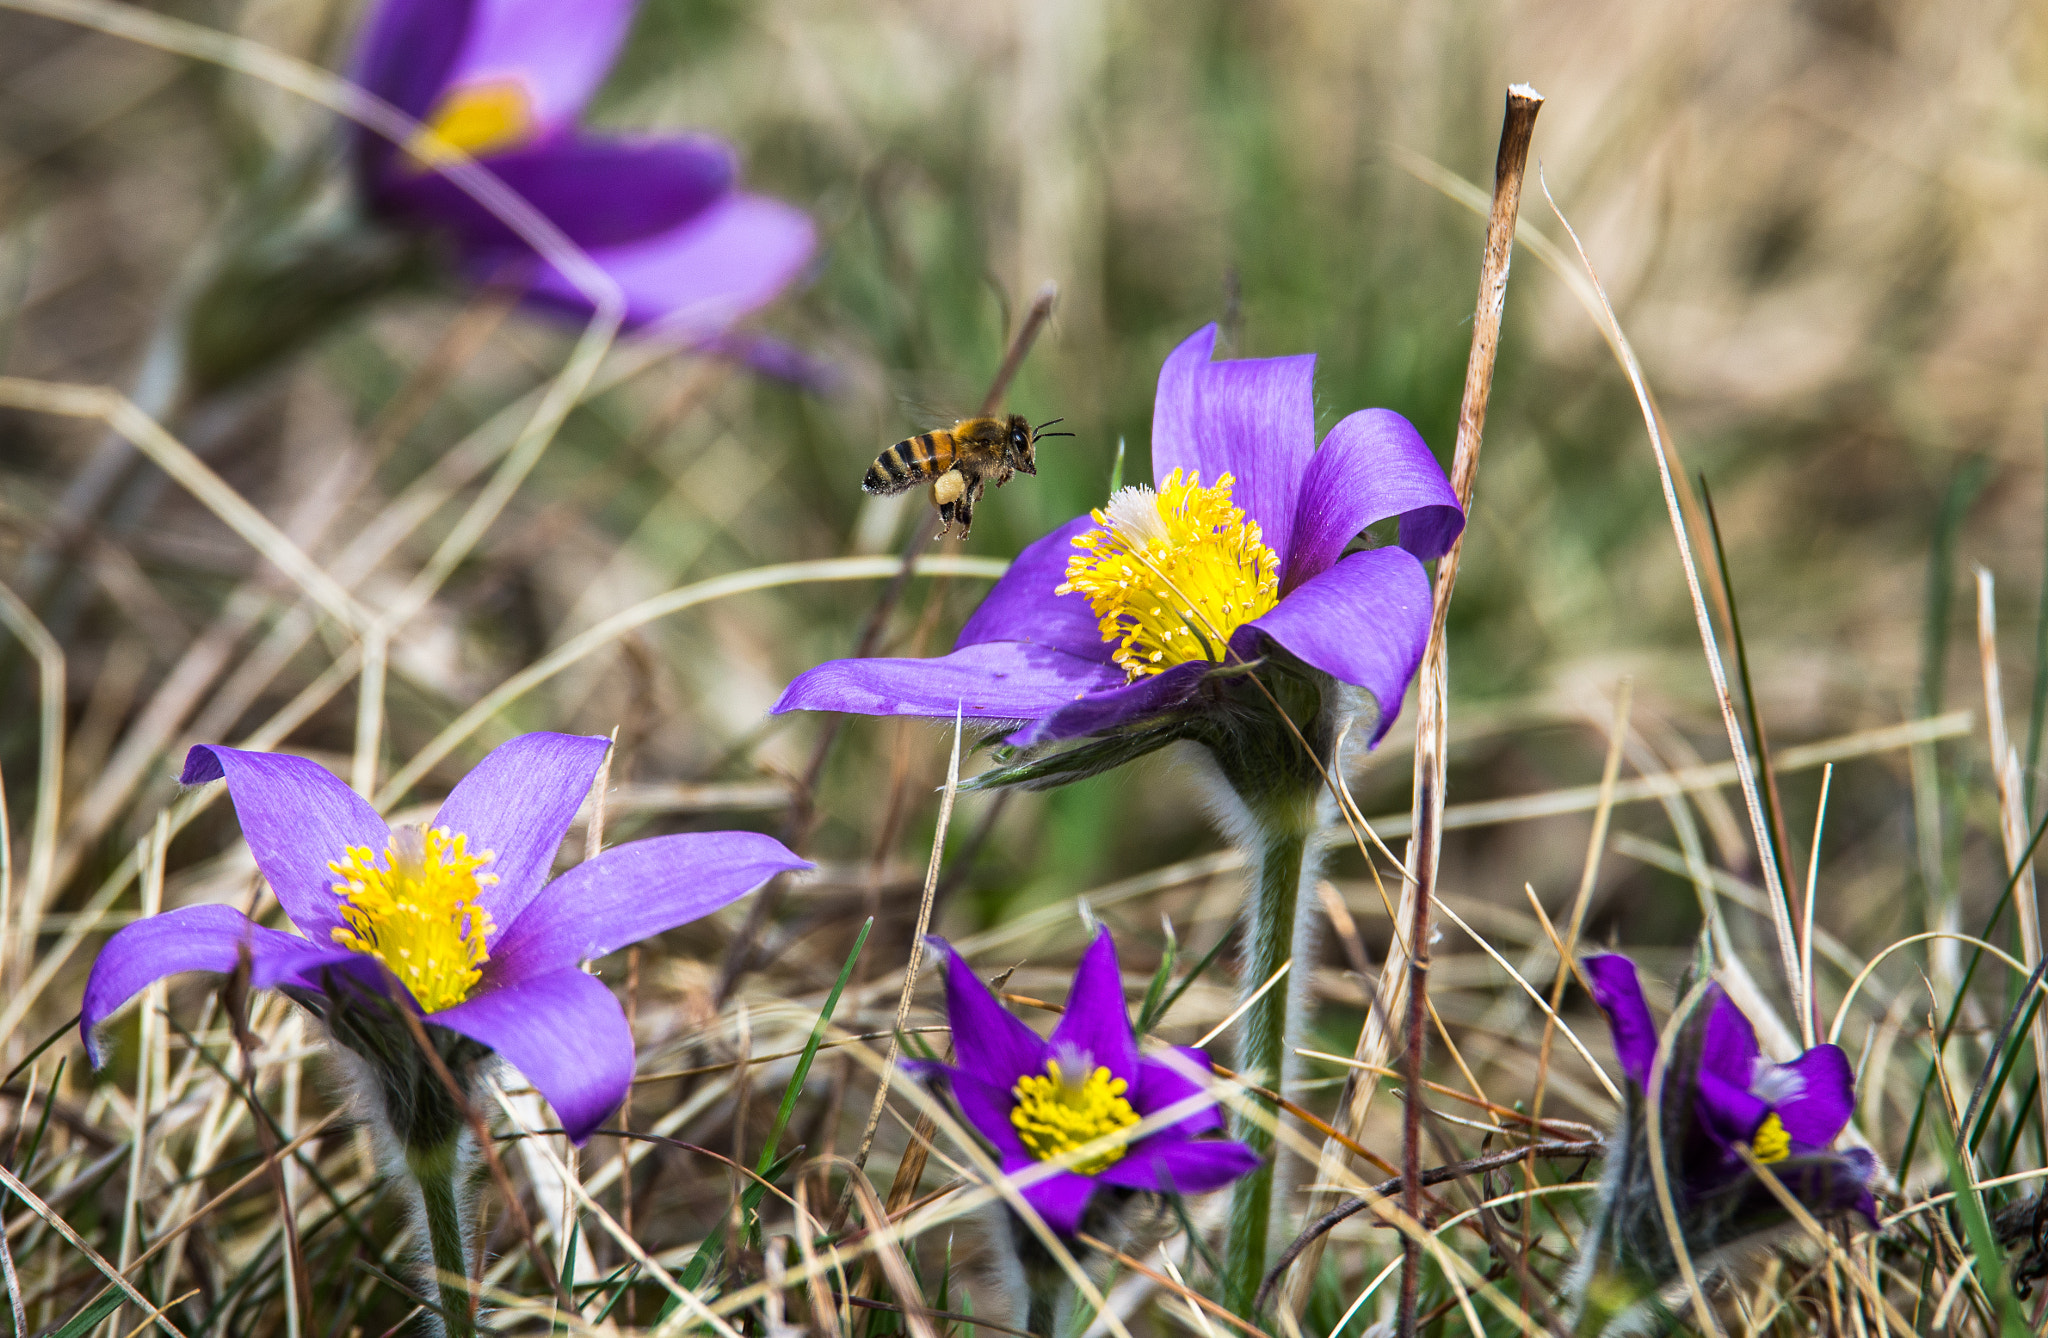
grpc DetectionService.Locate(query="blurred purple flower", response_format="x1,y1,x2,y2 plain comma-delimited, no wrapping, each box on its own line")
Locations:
772,324,1462,754
923,928,1259,1236
82,733,807,1143
1585,953,1877,1220
1571,953,1880,1324
351,0,816,344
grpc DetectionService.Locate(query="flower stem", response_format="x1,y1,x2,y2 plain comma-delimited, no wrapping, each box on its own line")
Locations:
407,1136,477,1338
1221,792,1319,1316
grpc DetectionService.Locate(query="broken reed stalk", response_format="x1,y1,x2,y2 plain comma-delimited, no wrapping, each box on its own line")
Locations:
1395,83,1541,1338
713,283,1058,1005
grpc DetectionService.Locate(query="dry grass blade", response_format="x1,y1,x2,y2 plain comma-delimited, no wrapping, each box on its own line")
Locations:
0,577,62,985
376,555,1006,806
0,1161,191,1338
845,1176,941,1338
1733,1147,1914,1334
848,707,963,1179
485,1085,743,1338
0,379,366,633
1538,175,1805,1015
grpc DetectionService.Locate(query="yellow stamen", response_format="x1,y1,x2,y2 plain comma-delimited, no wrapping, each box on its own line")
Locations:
1010,1058,1140,1174
330,825,498,1013
402,79,536,171
1057,470,1281,679
1750,1112,1791,1164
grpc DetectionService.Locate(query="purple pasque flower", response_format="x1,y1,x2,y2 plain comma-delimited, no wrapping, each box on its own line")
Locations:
772,324,1463,761
81,733,807,1144
1574,953,1879,1304
923,928,1259,1237
350,0,815,343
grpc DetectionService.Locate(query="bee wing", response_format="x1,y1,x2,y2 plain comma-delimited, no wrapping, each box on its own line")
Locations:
894,384,974,433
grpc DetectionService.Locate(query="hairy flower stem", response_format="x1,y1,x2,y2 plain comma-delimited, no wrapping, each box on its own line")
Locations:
1220,779,1322,1315
407,1135,478,1338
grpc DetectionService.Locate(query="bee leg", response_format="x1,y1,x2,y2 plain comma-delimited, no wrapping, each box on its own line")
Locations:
952,478,987,535
931,469,966,507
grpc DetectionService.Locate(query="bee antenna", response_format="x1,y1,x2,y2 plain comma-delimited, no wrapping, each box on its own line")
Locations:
1034,418,1065,432
1036,431,1075,439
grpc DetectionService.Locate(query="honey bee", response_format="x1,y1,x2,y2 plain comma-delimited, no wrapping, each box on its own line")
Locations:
862,414,1072,536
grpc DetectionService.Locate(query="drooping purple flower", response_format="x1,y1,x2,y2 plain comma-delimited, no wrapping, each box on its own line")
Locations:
81,733,807,1144
772,324,1463,761
1571,952,1880,1319
350,0,816,346
922,928,1260,1237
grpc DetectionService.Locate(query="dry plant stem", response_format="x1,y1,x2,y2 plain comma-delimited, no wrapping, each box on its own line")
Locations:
1395,83,1541,1338
1975,567,2048,1139
715,284,1056,1002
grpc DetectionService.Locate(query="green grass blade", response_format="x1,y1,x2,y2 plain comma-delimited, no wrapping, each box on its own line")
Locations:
1938,1119,2030,1338
47,1286,124,1338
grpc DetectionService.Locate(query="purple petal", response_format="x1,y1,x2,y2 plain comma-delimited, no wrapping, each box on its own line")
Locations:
1133,1048,1225,1137
774,641,1122,723
437,0,637,138
180,745,390,943
522,192,815,335
431,965,631,1144
350,0,478,177
956,515,1113,662
485,831,807,982
433,732,610,930
1095,1138,1262,1195
1697,986,1762,1088
1149,324,1316,565
1240,546,1432,746
80,906,344,1067
1836,1147,1882,1226
1767,1044,1856,1148
379,136,735,253
950,1070,1029,1157
1284,409,1463,589
1583,954,1657,1088
935,940,1048,1090
1002,1153,1097,1236
1693,1068,1772,1151
1047,929,1137,1087
1003,661,1207,747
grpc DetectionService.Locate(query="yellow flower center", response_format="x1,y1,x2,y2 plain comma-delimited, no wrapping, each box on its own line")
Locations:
329,825,498,1013
1010,1057,1141,1174
1750,1112,1791,1164
1057,470,1282,679
402,79,537,171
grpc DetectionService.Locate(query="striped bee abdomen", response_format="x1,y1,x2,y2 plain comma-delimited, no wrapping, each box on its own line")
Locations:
863,432,955,495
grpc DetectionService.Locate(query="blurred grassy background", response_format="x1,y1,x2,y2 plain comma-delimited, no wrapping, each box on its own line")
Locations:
4,0,2048,1328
